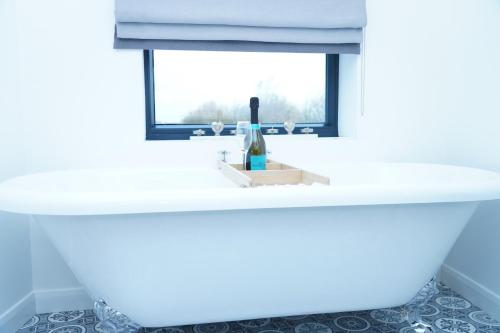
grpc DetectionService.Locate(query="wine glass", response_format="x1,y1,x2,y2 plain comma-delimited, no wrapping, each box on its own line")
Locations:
235,121,251,169
211,121,224,136
284,120,296,135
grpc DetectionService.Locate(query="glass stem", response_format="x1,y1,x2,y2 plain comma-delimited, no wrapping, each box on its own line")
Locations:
241,149,246,170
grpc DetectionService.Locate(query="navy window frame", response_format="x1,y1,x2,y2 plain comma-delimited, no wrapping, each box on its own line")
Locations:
144,50,339,140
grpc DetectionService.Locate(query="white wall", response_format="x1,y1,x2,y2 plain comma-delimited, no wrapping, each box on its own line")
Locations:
0,0,34,331
432,0,500,318
362,0,500,318
2,0,500,322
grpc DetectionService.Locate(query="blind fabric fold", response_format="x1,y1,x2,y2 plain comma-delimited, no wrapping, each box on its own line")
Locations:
114,0,367,54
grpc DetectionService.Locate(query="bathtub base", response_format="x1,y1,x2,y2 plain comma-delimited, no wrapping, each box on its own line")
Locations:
94,299,142,333
404,276,439,332
90,278,439,333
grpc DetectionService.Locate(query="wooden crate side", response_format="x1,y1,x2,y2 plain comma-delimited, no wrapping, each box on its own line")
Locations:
267,160,296,170
302,170,331,185
242,169,303,186
218,160,330,187
218,161,251,187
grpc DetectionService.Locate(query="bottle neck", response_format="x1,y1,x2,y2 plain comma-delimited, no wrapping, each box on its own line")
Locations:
250,108,259,124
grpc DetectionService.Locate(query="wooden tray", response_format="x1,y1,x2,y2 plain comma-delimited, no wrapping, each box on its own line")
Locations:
218,159,330,187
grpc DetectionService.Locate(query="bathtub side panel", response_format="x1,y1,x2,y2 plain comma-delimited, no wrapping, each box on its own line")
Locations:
36,202,478,327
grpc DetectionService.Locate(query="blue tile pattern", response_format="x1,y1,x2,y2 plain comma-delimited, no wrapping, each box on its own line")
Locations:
16,284,500,333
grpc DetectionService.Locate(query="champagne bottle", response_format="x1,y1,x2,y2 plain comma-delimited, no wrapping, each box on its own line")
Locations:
245,97,267,170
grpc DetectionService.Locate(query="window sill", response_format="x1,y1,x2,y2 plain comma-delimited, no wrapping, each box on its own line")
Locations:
189,134,319,141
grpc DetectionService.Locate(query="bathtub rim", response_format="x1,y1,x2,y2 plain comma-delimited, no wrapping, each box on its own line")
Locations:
1,162,500,216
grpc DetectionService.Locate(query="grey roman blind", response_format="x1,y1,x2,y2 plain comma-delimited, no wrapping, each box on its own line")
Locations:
114,0,367,54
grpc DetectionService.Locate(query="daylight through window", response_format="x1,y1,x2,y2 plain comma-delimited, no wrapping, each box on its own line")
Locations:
153,51,326,125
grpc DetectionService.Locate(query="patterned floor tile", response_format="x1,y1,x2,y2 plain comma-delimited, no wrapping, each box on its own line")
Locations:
16,284,499,333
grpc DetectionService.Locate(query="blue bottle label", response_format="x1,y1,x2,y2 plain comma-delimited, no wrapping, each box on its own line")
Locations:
250,155,266,170
251,124,260,130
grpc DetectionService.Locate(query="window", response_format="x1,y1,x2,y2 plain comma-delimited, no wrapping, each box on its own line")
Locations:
144,50,339,140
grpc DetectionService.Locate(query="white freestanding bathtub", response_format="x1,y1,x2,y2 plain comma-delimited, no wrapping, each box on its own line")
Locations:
1,162,500,329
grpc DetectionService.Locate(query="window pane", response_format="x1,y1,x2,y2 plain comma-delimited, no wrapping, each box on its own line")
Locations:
153,51,326,125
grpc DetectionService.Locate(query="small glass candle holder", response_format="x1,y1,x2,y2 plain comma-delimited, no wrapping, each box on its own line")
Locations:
211,121,224,136
284,120,296,135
